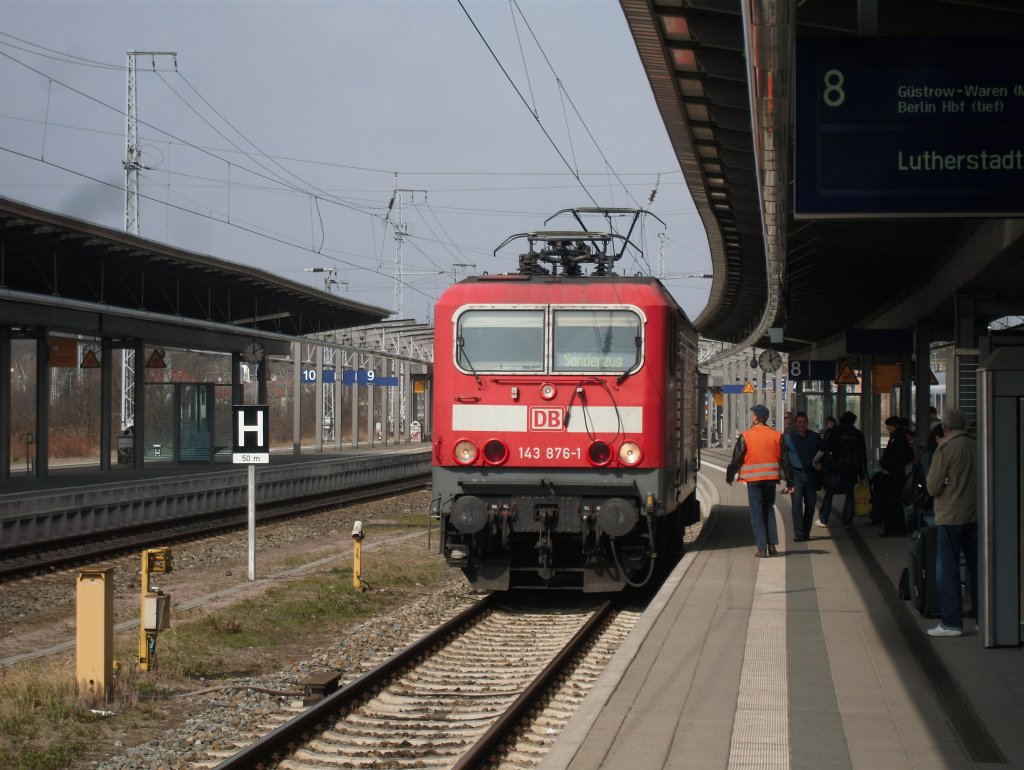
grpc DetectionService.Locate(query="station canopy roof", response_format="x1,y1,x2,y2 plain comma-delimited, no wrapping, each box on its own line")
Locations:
620,0,1024,355
0,196,389,342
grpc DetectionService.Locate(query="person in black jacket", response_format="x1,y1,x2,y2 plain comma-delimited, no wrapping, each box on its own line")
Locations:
877,415,915,536
824,411,868,527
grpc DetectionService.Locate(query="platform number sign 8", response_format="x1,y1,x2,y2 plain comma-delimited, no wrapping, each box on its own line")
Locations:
789,359,803,379
823,69,845,107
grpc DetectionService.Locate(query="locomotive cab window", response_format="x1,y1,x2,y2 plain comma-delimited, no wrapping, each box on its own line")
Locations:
455,309,544,372
552,309,643,373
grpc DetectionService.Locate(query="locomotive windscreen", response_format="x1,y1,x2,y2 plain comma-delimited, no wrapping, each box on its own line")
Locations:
456,309,544,372
552,309,641,373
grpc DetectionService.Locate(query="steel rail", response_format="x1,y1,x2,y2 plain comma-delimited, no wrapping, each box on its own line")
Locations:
0,475,428,581
452,598,615,770
213,593,497,770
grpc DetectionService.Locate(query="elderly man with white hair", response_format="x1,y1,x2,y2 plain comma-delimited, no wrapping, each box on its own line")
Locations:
924,406,978,637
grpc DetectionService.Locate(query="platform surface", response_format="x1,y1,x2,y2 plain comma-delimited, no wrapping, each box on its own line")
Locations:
542,448,1024,769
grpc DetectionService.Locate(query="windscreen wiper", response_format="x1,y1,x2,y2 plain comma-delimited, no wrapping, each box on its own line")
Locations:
616,335,642,385
457,336,484,387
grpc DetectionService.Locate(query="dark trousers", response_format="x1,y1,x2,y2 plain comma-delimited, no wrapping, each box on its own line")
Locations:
936,522,978,629
792,469,818,538
878,474,906,535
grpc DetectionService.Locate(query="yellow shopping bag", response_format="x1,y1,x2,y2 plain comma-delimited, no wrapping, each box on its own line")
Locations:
853,478,872,517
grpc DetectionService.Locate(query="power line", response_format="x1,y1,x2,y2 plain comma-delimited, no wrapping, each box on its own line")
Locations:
0,49,387,223
509,0,645,211
0,144,437,302
1,112,685,179
456,0,600,209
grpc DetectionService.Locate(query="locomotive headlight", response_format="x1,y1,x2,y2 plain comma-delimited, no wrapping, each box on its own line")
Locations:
587,440,613,466
539,382,557,400
597,498,638,537
453,439,479,465
619,442,642,466
482,438,509,466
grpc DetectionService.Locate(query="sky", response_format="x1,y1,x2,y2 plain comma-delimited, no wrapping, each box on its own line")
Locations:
0,0,713,326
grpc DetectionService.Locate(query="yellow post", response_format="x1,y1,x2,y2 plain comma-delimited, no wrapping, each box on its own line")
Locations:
138,547,173,671
352,520,365,590
76,567,113,701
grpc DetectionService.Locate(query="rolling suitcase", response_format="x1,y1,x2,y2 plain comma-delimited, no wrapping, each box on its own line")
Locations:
908,526,940,617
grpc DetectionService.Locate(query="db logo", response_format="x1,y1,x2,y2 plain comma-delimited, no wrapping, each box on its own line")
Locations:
529,407,564,431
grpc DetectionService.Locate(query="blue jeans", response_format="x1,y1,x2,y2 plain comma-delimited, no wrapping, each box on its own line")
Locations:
936,523,978,629
747,481,779,552
792,469,818,537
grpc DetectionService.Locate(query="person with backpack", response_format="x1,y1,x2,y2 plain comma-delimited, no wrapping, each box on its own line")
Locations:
924,407,977,637
816,416,839,527
824,411,868,528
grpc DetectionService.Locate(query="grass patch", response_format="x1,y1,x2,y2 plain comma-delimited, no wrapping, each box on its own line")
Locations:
141,544,449,680
2,537,452,768
0,661,124,770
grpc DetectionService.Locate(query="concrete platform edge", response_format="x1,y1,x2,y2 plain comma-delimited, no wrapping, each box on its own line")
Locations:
539,475,719,769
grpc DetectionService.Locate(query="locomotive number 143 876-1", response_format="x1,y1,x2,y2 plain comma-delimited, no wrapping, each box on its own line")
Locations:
518,446,583,460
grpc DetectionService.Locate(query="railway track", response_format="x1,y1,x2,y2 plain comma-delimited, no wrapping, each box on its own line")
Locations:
0,475,428,581
203,593,641,770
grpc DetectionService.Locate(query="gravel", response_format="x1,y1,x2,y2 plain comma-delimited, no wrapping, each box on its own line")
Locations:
1,490,480,769
94,581,476,770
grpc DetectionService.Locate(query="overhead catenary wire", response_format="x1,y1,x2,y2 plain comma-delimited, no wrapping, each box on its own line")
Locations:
509,0,645,212
456,0,601,209
0,49,386,223
1,111,685,183
0,144,438,302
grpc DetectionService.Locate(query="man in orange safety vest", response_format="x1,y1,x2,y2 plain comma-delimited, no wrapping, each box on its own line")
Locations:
726,404,794,557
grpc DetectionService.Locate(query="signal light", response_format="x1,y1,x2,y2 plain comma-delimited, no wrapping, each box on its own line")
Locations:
539,383,557,400
482,438,509,466
453,439,478,465
619,441,642,465
587,440,612,466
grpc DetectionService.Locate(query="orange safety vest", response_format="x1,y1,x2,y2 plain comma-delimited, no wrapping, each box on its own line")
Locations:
737,424,782,483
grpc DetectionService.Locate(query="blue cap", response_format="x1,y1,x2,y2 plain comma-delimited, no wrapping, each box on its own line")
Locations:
751,404,769,421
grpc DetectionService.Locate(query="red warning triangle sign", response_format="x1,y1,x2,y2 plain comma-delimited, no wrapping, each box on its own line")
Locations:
741,381,756,394
834,361,859,385
80,349,101,369
145,349,167,368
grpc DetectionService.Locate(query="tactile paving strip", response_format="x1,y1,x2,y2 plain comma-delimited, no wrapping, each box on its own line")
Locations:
728,509,790,768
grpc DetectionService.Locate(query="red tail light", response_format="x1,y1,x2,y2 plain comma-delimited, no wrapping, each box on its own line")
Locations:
587,440,612,466
482,439,509,465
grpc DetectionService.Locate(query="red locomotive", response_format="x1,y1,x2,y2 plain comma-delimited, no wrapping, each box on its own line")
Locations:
431,210,701,591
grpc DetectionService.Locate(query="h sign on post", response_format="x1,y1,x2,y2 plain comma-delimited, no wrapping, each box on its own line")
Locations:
233,405,269,463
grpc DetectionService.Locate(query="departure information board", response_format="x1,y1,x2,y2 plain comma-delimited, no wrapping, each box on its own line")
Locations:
795,36,1024,217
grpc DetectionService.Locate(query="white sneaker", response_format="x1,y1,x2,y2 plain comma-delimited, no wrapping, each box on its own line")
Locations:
814,519,829,528
927,624,963,637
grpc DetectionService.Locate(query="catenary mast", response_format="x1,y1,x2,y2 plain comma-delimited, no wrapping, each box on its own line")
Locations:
122,50,175,431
